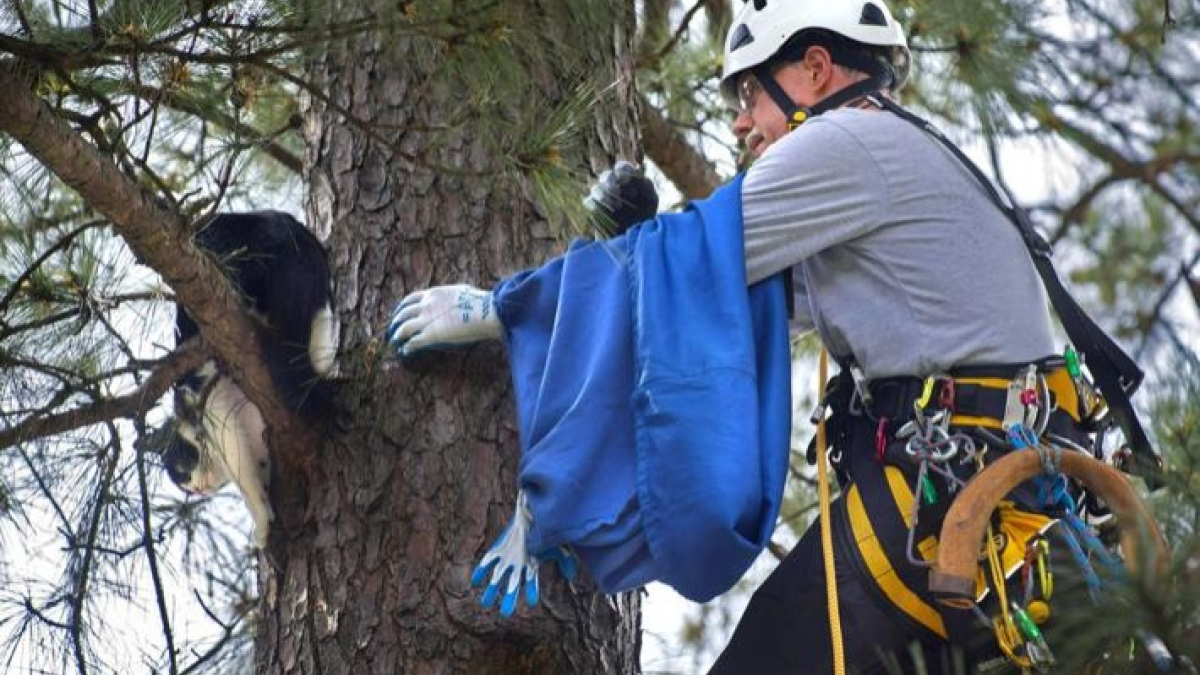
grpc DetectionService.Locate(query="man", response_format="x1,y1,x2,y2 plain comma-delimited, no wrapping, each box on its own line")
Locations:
388,1,1133,673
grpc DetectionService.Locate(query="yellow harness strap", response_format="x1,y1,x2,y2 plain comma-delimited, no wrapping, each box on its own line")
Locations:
817,349,846,675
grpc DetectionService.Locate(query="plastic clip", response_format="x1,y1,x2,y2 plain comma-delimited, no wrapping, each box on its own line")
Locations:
1064,344,1081,378
916,376,937,410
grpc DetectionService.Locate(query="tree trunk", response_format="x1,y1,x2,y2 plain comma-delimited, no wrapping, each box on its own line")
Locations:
256,2,643,673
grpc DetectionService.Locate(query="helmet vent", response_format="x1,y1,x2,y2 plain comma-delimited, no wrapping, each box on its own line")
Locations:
859,2,889,27
728,23,755,51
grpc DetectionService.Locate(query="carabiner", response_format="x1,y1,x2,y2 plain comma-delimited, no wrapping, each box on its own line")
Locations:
938,378,956,412
874,417,889,464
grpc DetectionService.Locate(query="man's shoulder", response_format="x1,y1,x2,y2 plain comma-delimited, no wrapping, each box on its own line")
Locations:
794,108,908,148
751,109,895,183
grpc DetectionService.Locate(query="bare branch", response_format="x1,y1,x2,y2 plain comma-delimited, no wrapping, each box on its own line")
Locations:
1051,172,1122,245
179,591,245,675
638,92,721,199
640,0,708,68
1147,177,1200,235
15,443,75,542
0,339,208,451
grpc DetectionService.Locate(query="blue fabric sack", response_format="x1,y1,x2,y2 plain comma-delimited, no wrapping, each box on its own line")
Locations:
492,175,791,602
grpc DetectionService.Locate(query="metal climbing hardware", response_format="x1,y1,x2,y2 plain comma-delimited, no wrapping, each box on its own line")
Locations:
1012,602,1056,668
849,362,873,409
1064,344,1104,422
980,500,1057,672
1021,365,1040,428
900,410,959,462
1002,377,1028,430
938,377,956,412
1021,536,1053,608
874,417,889,464
899,408,976,568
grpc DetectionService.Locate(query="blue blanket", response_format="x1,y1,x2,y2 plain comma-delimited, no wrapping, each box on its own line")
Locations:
492,175,792,602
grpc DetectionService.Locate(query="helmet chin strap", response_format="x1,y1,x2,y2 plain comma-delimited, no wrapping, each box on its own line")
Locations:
753,67,893,130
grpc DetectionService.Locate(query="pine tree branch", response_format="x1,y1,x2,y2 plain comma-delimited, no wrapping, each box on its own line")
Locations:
1049,150,1200,244
115,80,303,174
0,339,208,452
638,92,721,199
637,0,671,61
1136,249,1200,359
1147,177,1199,235
0,59,298,439
15,443,75,542
71,422,122,675
1051,172,1123,246
0,219,106,319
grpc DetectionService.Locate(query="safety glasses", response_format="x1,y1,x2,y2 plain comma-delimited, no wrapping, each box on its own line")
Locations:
735,74,762,114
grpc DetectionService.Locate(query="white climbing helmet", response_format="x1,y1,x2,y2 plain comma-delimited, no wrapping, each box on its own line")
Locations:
720,0,911,106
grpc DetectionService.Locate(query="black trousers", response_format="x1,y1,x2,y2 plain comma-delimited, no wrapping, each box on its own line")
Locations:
706,492,978,675
707,414,1100,675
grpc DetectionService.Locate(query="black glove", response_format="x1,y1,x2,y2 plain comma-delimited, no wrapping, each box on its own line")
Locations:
583,160,659,237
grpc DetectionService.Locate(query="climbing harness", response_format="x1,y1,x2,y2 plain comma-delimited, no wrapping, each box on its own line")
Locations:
813,351,1166,672
815,348,847,675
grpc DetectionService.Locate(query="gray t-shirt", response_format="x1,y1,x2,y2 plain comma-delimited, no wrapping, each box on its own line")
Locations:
742,108,1056,379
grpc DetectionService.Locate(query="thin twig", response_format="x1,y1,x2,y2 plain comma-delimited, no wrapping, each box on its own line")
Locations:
87,0,101,40
13,1,33,36
22,597,72,631
179,591,244,675
69,427,123,675
134,434,179,675
1163,0,1176,43
1136,249,1200,359
15,443,76,543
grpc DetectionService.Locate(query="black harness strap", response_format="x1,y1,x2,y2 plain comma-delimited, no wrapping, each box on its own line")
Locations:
756,70,891,130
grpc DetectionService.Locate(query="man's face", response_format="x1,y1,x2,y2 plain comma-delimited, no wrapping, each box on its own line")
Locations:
730,51,839,158
731,73,783,158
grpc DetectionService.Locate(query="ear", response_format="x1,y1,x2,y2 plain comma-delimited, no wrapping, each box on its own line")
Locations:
801,45,836,88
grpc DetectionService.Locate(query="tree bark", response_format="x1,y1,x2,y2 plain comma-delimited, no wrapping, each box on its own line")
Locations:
256,2,644,673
